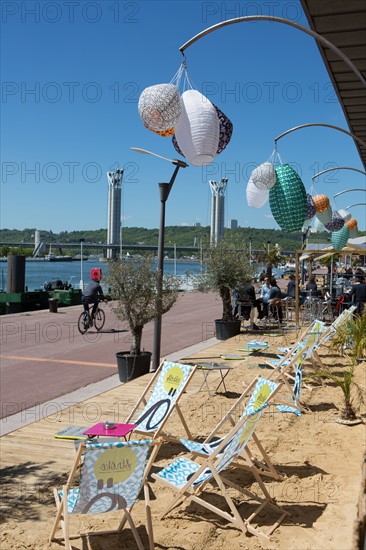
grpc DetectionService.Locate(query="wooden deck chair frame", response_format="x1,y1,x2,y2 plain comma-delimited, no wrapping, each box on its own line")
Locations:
49,440,154,550
183,376,287,481
310,306,357,369
124,360,197,478
152,380,289,542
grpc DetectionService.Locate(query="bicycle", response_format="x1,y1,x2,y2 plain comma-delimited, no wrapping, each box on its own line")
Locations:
77,300,106,334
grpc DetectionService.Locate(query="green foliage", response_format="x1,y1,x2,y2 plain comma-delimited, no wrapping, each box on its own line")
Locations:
306,314,366,421
106,255,180,355
195,234,255,321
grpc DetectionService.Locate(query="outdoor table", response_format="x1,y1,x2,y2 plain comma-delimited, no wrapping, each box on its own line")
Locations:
196,362,234,395
83,422,136,441
245,341,269,368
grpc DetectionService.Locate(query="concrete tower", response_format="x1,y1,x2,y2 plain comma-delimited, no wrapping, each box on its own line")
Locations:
107,169,123,259
209,178,228,245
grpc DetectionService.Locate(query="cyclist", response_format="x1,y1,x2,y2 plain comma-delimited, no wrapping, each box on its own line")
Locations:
82,270,105,323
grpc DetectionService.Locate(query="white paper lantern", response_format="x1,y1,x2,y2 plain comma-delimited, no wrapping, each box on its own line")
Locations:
174,90,220,166
313,216,327,233
338,208,352,222
138,84,181,132
251,162,276,190
246,177,269,208
315,205,333,225
349,227,359,238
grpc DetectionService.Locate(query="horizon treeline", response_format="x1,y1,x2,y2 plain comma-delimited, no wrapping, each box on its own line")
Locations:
0,226,343,253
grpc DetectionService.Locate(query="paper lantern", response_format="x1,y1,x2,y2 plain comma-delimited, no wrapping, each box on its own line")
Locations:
312,194,330,212
146,126,175,137
269,164,307,231
331,225,350,250
338,208,352,222
214,105,233,154
174,90,220,166
305,193,316,220
346,217,357,230
349,227,358,238
324,210,345,232
138,83,181,132
251,162,276,190
313,216,327,233
315,205,333,225
172,103,233,157
246,177,269,208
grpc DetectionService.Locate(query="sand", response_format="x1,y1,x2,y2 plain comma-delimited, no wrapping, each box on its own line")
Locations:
0,330,365,550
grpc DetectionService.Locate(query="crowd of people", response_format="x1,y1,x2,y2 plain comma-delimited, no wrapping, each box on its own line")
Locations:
233,269,366,330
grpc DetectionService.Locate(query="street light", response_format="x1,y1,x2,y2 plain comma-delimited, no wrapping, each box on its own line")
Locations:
79,238,85,290
131,147,188,371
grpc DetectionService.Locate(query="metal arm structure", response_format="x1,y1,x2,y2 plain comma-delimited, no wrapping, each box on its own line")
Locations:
179,16,366,87
274,123,366,149
312,167,366,182
334,189,366,199
345,203,366,209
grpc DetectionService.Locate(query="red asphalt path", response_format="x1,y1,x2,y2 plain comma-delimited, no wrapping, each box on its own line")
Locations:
0,292,222,418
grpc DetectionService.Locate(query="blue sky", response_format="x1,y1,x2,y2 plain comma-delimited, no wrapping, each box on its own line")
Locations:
1,0,365,233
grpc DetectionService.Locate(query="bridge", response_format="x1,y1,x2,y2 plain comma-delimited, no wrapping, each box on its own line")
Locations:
0,241,201,256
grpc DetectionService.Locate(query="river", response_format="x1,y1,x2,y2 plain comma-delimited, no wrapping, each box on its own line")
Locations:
0,258,204,292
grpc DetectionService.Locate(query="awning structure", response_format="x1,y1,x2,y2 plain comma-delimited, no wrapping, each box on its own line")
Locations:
300,1,366,169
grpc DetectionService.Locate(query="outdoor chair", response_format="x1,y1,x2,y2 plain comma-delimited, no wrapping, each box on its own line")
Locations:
49,440,154,550
152,377,289,542
178,375,286,481
124,360,197,476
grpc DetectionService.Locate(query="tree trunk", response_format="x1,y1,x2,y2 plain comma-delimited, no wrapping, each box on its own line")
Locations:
341,399,357,421
220,287,233,321
266,263,273,280
131,325,143,355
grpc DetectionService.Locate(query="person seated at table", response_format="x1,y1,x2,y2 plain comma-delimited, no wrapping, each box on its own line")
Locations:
259,276,271,317
350,275,366,315
268,277,283,324
233,282,264,329
305,276,318,293
285,274,305,305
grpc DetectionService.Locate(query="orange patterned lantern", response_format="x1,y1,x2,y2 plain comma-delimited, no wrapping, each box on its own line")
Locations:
346,218,357,231
312,194,330,212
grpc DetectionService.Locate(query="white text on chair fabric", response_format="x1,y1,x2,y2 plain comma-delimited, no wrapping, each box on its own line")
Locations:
133,362,192,432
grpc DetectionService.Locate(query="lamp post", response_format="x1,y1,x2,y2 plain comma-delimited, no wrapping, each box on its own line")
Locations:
79,238,85,290
131,148,188,371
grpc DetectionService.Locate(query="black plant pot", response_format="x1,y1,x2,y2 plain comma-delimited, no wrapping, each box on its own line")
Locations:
215,319,242,341
116,351,152,383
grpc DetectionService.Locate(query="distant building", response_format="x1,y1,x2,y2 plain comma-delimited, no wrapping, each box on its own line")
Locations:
210,178,228,245
228,219,238,229
193,222,201,227
107,169,123,259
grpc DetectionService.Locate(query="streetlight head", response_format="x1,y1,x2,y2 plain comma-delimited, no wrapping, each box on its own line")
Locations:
131,147,188,168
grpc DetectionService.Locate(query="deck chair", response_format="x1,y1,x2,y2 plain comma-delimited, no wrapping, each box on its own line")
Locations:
50,440,154,550
310,306,356,369
124,360,197,477
152,378,289,542
265,319,326,372
179,375,286,481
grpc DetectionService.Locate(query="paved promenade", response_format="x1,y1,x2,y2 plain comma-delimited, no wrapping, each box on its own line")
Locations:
0,291,222,429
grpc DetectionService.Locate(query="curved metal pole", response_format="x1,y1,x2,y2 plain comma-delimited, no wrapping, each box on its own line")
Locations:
179,16,366,86
334,188,366,198
345,202,366,209
312,166,366,181
274,123,366,148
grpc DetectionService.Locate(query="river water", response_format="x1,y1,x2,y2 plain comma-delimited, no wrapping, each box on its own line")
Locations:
0,258,204,292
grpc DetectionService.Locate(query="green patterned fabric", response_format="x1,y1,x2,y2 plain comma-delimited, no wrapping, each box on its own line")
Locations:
331,225,349,250
269,164,307,231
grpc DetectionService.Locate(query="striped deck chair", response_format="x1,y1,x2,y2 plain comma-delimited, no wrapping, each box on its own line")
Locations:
124,360,197,476
50,440,154,550
179,376,286,480
152,378,289,542
310,306,357,368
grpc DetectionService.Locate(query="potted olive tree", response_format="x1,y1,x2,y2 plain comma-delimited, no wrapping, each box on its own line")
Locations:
195,234,254,340
107,255,180,382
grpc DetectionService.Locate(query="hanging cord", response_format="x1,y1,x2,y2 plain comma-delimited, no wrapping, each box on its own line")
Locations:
170,60,197,93
268,145,283,166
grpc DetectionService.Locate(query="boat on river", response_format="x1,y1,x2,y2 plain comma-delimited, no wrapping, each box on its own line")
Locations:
45,254,73,262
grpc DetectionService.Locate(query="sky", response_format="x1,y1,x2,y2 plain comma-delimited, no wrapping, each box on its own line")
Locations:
1,0,365,233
